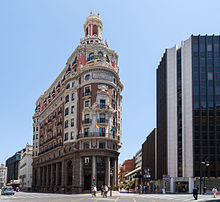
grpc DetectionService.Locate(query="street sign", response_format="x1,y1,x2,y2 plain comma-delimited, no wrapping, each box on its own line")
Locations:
163,174,170,183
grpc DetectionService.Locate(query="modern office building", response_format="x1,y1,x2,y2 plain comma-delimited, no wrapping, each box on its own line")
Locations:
0,164,7,188
142,128,157,182
18,143,33,191
6,152,21,183
32,12,123,193
157,35,220,193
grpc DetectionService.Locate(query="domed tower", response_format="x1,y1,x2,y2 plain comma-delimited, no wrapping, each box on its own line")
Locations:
32,13,123,193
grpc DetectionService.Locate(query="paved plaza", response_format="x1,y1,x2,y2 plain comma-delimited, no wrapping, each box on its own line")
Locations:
0,192,220,202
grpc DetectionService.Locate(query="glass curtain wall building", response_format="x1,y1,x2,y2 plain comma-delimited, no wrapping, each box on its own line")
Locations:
156,35,220,193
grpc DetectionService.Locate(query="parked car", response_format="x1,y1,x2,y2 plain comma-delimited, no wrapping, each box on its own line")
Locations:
1,186,15,195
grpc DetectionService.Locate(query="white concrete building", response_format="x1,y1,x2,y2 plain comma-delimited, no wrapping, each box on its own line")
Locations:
0,164,7,188
18,143,33,191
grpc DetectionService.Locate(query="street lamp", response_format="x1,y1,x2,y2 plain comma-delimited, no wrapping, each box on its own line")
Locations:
200,160,210,195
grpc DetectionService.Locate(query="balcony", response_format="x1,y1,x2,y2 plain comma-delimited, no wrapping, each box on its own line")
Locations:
83,91,91,97
77,132,119,141
97,118,108,124
38,142,63,156
82,119,92,124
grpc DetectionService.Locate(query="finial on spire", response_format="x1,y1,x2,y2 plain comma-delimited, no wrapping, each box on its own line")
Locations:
97,13,100,17
90,11,92,15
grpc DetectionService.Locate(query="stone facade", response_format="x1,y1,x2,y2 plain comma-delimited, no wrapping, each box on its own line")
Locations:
18,143,33,191
32,12,123,193
0,164,7,188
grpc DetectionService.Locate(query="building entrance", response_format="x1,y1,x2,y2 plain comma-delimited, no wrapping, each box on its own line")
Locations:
175,181,188,192
83,157,92,190
96,157,105,189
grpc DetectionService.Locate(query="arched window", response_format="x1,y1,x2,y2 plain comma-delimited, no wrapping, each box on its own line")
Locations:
98,51,103,59
85,74,90,81
93,25,98,36
89,52,94,61
66,161,73,185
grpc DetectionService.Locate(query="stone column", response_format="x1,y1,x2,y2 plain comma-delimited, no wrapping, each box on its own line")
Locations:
46,165,49,186
37,167,41,187
61,160,65,186
43,166,46,186
105,157,110,187
51,164,54,185
91,24,93,36
56,163,59,186
113,158,117,189
79,157,83,187
92,156,96,185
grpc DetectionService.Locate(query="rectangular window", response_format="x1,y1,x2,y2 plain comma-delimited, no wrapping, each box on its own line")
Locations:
71,132,74,140
65,95,69,103
100,114,105,123
99,141,105,149
71,106,74,113
84,128,89,137
71,118,74,127
72,93,74,101
65,107,69,116
84,86,91,96
64,133,68,141
72,82,75,87
85,100,90,108
65,120,68,128
99,127,105,136
100,99,106,109
84,142,90,149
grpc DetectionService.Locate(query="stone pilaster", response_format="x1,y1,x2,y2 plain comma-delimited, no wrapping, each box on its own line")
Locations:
79,157,83,187
51,164,54,185
113,158,117,189
105,157,110,187
56,163,59,186
61,160,65,186
92,156,96,185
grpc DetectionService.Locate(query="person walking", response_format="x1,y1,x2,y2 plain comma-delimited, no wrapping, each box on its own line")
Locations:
92,185,97,197
193,187,198,200
212,187,217,198
100,185,104,196
103,185,108,198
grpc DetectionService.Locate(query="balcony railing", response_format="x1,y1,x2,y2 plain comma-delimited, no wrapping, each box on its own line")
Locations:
83,91,91,97
97,118,108,123
77,132,119,140
82,119,92,124
38,142,63,156
97,104,110,109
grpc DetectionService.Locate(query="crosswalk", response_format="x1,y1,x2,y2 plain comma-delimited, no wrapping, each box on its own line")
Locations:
137,194,218,201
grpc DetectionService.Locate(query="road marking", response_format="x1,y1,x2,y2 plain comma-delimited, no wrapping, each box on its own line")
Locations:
115,197,119,202
93,199,101,202
71,198,86,202
133,198,136,202
49,199,63,202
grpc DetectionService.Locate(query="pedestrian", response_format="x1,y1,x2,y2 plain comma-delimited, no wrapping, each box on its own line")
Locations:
143,185,147,194
100,185,104,196
212,187,217,198
126,185,129,193
104,185,108,198
92,185,97,197
193,187,198,200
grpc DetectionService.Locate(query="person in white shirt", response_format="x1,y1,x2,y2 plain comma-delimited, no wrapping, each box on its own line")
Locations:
212,187,217,198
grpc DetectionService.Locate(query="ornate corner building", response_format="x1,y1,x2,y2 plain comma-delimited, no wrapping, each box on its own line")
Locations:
32,12,123,193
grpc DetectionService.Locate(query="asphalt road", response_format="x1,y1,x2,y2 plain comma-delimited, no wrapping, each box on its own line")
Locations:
1,191,220,202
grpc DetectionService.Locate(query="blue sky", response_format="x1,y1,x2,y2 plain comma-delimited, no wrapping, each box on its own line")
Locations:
0,0,220,164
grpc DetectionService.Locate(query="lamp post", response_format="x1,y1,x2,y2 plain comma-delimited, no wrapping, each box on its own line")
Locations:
201,160,210,195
